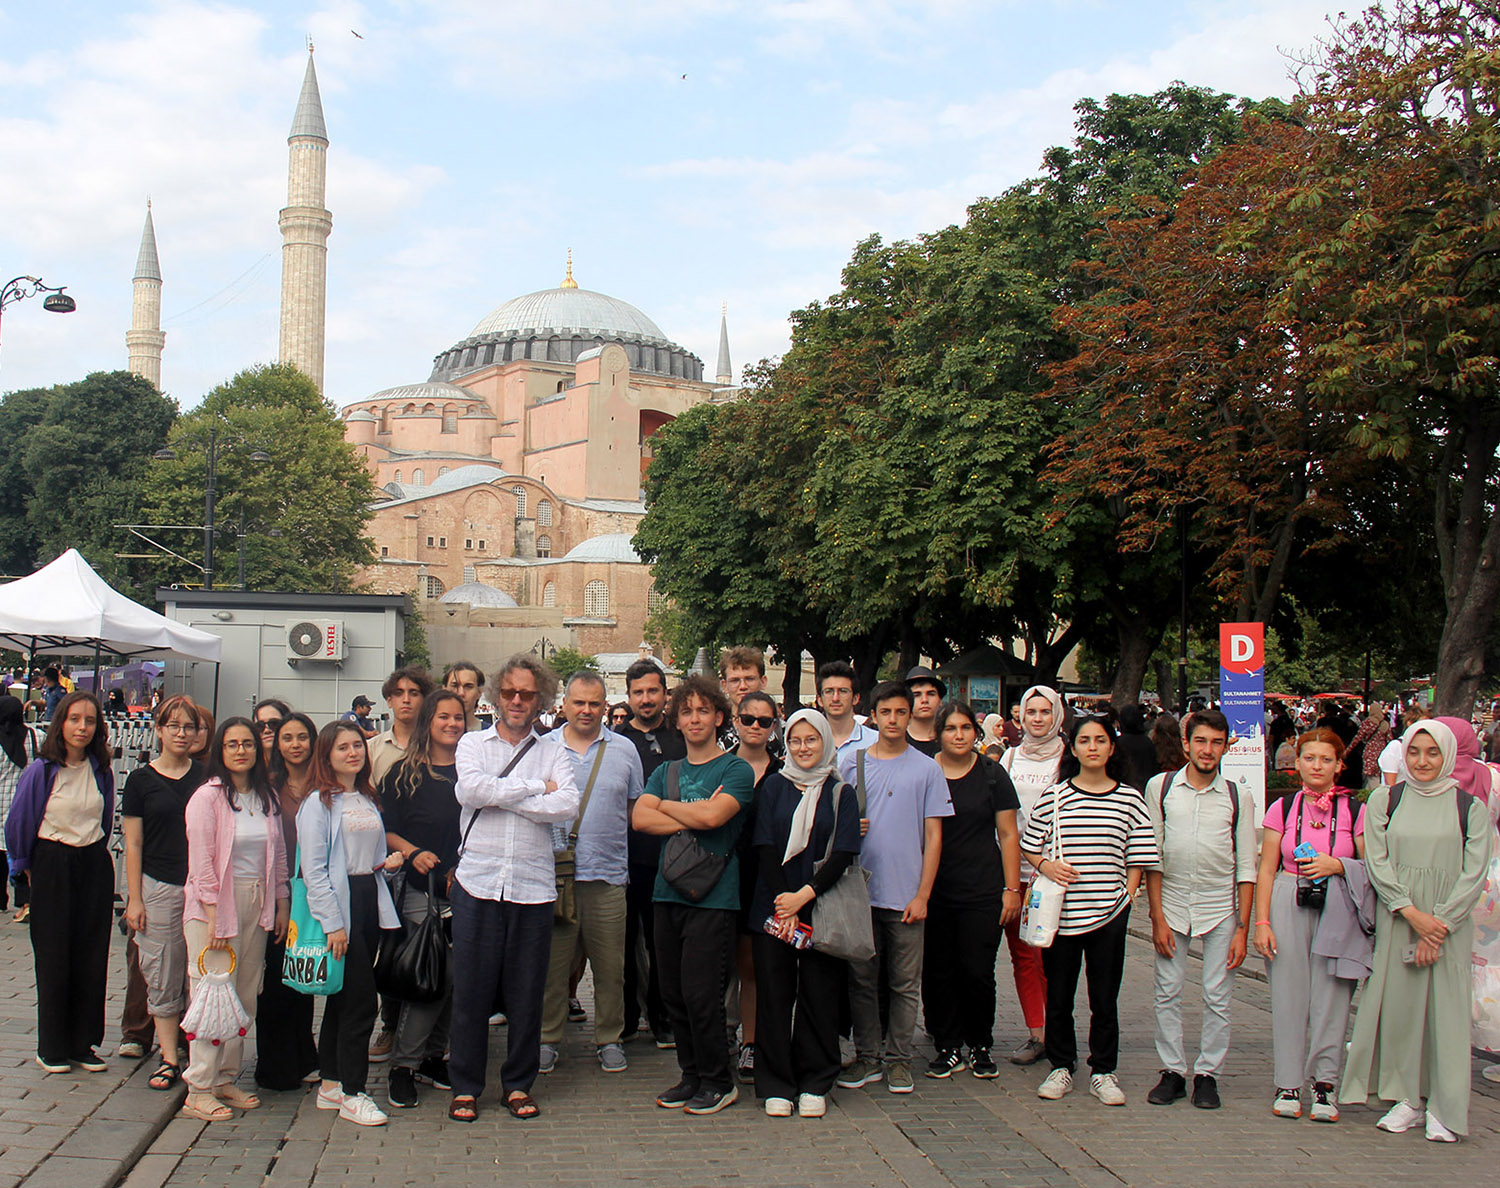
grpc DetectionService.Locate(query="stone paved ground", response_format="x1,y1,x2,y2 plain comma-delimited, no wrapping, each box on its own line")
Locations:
3,912,1497,1188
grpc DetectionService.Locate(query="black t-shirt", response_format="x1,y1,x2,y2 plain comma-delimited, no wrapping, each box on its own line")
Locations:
121,760,205,886
907,733,942,758
379,762,461,896
932,756,1019,908
620,721,686,868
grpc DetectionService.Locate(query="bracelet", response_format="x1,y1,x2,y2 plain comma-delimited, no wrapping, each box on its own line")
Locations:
1004,887,1020,894
1253,919,1271,927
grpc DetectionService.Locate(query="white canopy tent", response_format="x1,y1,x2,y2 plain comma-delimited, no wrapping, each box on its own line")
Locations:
0,550,222,696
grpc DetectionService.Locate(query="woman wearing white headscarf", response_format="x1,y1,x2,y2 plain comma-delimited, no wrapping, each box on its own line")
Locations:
1341,720,1493,1141
998,684,1066,1064
748,709,861,1119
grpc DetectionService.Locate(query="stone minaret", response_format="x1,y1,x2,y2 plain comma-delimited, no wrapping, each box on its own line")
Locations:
278,50,332,393
715,301,732,386
126,203,165,388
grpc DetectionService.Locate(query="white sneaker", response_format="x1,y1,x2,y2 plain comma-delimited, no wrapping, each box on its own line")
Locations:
1089,1072,1126,1106
1037,1068,1073,1099
1482,1064,1500,1084
764,1096,793,1117
1376,1100,1423,1133
315,1081,343,1110
1425,1111,1458,1143
338,1092,389,1126
798,1093,826,1118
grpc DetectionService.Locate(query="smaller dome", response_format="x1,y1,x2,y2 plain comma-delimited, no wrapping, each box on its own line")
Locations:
427,464,507,493
562,533,643,564
357,381,483,405
439,582,519,608
345,410,377,422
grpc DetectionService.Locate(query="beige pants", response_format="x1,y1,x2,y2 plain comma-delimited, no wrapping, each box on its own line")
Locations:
183,878,267,1091
540,881,627,1046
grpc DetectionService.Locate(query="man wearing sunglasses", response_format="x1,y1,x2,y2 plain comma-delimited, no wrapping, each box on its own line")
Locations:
449,655,580,1123
619,658,685,1047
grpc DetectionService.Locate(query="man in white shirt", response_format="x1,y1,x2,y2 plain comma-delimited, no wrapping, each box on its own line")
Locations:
817,661,877,766
448,655,579,1123
1144,709,1256,1110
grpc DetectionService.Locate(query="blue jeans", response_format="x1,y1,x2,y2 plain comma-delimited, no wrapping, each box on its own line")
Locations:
448,880,552,1099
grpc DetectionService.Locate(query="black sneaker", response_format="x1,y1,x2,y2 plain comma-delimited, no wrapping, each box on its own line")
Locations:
71,1050,107,1073
415,1057,451,1090
1147,1069,1187,1105
736,1043,756,1084
568,997,587,1023
1192,1074,1221,1109
683,1084,739,1115
969,1048,999,1079
387,1065,418,1108
656,1079,699,1109
926,1049,967,1079
654,1025,676,1050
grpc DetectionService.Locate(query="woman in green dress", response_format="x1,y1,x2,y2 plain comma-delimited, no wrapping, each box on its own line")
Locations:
1341,719,1493,1141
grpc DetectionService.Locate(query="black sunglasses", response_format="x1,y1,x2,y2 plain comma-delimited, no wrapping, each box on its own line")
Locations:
738,714,776,729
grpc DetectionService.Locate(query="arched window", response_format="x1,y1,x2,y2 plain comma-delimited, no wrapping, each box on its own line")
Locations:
647,586,667,615
439,466,450,477
584,580,609,617
537,499,553,526
394,469,402,483
413,468,425,485
463,566,476,583
443,411,457,434
536,535,552,558
542,581,556,608
423,575,445,599
512,486,527,518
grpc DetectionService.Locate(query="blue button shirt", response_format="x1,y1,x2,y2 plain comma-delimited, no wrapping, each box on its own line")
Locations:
557,727,644,885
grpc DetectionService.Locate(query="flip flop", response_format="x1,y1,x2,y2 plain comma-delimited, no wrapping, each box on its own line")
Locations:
214,1085,260,1110
180,1094,233,1122
449,1095,478,1123
148,1061,181,1091
505,1091,540,1120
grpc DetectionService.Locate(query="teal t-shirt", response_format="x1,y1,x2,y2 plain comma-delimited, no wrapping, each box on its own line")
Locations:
646,751,755,911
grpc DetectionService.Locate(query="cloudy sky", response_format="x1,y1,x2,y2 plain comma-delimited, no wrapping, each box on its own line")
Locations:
0,0,1337,408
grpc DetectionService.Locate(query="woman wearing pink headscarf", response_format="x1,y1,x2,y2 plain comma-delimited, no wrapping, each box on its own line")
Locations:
997,685,1065,1065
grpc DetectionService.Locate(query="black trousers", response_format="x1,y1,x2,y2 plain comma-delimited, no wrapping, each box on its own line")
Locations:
448,882,552,1099
318,874,380,1096
256,934,319,1089
29,838,113,1062
751,931,845,1099
624,862,665,1033
922,901,1003,1052
1040,905,1131,1075
654,903,735,1093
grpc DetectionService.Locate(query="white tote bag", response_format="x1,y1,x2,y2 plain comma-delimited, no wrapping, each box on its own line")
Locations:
1018,783,1068,949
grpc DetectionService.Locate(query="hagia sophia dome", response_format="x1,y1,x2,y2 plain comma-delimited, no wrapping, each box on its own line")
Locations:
426,263,705,385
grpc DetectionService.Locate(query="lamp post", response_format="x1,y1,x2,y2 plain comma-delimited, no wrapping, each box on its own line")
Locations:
154,420,270,590
0,276,76,370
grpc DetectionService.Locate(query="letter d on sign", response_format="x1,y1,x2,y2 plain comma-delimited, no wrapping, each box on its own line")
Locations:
1231,635,1254,664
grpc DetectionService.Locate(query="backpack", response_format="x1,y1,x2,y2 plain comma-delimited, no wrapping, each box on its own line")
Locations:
1385,781,1473,844
1147,767,1240,861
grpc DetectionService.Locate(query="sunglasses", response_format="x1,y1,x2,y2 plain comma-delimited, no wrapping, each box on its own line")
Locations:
498,687,539,703
738,714,776,729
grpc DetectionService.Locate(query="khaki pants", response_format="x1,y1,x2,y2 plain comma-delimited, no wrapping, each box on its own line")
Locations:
540,881,627,1046
183,878,267,1091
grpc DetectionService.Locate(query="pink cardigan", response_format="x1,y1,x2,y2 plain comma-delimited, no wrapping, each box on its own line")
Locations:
183,779,290,938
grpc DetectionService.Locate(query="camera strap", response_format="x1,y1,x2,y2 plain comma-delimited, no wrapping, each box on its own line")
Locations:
1294,790,1338,862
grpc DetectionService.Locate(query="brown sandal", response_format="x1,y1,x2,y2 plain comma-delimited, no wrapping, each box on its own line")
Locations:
449,1095,478,1123
505,1090,540,1120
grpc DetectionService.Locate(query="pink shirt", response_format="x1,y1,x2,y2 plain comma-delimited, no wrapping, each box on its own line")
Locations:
1262,790,1365,876
183,780,290,937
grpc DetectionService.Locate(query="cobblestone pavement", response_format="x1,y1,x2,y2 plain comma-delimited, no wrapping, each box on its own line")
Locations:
3,914,1497,1188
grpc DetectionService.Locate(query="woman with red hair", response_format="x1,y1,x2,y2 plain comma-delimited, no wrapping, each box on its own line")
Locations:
1251,728,1366,1123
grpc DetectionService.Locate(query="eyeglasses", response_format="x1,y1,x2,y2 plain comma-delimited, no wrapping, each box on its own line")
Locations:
160,722,196,734
223,740,258,752
738,714,775,729
498,687,539,703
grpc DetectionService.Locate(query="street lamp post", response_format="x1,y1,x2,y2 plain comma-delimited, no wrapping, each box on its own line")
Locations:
0,276,76,369
153,419,271,590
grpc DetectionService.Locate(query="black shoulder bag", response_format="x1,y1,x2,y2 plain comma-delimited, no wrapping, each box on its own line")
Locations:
658,761,730,903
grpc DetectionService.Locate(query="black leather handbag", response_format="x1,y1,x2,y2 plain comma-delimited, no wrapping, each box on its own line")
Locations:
374,879,448,1004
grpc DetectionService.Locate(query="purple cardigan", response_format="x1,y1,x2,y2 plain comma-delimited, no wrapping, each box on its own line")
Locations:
3,755,115,873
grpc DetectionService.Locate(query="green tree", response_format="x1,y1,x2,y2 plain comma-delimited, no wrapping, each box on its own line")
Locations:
0,385,50,577
137,363,377,592
547,646,599,684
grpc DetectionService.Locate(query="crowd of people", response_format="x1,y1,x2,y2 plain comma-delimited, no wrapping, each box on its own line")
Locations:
0,651,1496,1142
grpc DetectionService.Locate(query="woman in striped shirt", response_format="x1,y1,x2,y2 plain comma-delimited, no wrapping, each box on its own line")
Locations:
1020,716,1158,1107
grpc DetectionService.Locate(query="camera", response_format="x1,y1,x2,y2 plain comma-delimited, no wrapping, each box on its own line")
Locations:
1296,880,1326,911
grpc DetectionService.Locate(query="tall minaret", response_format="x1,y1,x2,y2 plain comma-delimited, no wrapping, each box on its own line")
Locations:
715,301,733,386
126,203,165,388
278,48,332,393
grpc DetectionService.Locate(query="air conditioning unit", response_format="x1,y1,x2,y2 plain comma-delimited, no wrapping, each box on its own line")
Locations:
285,619,346,662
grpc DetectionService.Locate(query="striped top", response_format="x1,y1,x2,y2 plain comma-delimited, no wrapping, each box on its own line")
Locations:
1019,780,1160,935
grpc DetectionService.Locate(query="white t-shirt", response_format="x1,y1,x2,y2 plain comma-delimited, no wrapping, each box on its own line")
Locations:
340,793,386,877
1377,738,1405,781
231,794,269,881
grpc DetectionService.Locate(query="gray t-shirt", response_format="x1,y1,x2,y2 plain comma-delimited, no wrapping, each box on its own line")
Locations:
838,746,953,910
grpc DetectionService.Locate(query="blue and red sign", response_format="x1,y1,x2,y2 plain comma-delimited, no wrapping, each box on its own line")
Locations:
1219,623,1266,822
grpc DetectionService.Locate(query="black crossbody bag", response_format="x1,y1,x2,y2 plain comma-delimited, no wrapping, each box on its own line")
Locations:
658,761,729,902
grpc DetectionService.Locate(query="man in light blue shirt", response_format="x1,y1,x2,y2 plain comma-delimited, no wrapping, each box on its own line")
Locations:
539,670,644,1075
818,660,878,765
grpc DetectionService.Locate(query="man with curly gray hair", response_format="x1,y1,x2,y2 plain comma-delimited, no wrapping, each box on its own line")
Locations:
448,653,578,1124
